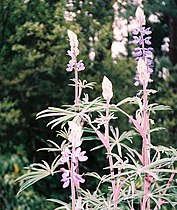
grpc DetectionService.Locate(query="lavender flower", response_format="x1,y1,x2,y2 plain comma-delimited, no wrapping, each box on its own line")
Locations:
73,147,88,162
60,168,70,188
73,172,85,188
60,167,85,188
131,7,154,86
66,60,76,72
60,147,71,163
66,60,85,72
60,147,88,164
76,60,85,71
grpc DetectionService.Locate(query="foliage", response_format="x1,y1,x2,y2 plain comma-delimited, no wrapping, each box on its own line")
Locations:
16,7,177,210
1,0,177,209
0,147,54,210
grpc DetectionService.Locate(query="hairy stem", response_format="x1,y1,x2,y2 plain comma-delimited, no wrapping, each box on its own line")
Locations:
75,67,79,107
71,146,76,210
74,64,81,202
154,166,175,210
141,83,151,210
105,99,116,208
138,24,152,209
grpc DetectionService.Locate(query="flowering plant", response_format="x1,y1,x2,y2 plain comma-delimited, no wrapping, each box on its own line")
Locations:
16,7,177,210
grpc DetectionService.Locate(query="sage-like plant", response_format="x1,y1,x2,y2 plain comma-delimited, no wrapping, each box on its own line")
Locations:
16,6,177,210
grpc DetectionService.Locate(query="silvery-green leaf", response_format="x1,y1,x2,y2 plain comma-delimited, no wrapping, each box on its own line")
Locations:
47,198,71,210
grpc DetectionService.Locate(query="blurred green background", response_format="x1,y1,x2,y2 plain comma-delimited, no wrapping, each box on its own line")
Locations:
0,0,177,209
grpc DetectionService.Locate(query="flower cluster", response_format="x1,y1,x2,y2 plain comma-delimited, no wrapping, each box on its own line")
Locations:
59,121,88,188
131,7,153,86
60,147,88,188
66,30,85,72
60,167,85,188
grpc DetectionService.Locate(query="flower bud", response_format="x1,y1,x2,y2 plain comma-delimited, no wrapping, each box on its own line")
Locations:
102,76,113,101
137,57,149,84
135,6,146,26
67,30,79,56
68,121,83,147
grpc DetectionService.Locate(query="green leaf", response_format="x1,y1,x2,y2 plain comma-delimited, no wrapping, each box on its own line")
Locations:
15,161,52,195
47,199,71,210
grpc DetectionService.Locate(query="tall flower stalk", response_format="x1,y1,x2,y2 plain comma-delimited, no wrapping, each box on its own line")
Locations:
67,30,85,108
66,30,85,210
102,76,116,208
131,7,153,209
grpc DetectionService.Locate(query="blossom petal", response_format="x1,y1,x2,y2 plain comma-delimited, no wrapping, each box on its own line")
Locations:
63,179,70,188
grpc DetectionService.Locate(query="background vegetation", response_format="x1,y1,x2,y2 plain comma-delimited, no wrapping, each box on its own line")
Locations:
0,0,176,209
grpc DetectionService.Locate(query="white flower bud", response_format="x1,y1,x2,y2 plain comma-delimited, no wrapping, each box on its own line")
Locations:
102,76,113,101
68,121,82,147
67,30,78,44
135,6,146,26
67,30,79,56
137,58,149,84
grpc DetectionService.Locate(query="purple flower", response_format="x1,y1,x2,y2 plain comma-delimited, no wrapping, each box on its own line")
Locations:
60,168,70,188
132,36,140,45
142,27,152,35
66,60,76,72
77,60,85,71
145,37,152,45
73,172,85,188
60,148,71,163
132,28,139,35
66,59,85,72
131,35,143,45
60,167,85,188
133,49,142,57
73,147,88,162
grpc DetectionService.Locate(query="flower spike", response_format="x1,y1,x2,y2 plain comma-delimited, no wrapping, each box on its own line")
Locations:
66,30,85,72
131,7,153,86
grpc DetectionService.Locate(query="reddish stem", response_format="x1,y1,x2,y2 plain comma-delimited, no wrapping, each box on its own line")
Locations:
105,99,116,208
71,146,76,210
141,82,151,210
71,58,79,209
154,166,175,210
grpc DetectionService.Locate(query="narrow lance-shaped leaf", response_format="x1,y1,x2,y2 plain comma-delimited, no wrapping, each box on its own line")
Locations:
15,161,52,195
